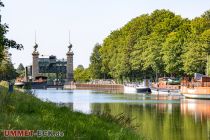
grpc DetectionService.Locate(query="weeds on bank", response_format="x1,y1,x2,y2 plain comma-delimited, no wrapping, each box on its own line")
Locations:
96,112,141,130
0,82,144,140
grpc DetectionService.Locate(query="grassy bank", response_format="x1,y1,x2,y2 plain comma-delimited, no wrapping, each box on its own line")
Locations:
0,82,143,140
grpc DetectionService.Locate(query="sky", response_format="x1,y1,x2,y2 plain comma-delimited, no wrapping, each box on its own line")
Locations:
1,0,210,69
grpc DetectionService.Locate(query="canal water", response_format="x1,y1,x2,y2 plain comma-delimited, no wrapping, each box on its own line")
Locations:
34,89,210,140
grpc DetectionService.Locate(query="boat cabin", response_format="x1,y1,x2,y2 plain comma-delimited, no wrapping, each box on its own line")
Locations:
181,76,210,87
34,76,47,83
152,77,180,90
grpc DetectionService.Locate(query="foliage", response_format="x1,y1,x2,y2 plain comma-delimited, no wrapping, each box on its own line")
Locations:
16,63,25,77
74,65,91,82
0,0,23,62
0,0,23,82
0,50,17,81
89,9,210,79
162,32,184,75
89,43,104,79
202,10,210,20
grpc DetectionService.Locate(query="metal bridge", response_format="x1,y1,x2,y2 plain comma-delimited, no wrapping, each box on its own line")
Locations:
38,56,67,73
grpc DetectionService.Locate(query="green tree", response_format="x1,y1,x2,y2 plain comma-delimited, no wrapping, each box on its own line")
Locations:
182,36,207,75
200,29,210,75
89,43,103,79
0,0,23,62
0,0,23,81
202,10,210,20
141,33,165,78
162,32,184,76
182,15,210,76
0,50,17,80
74,65,90,82
16,63,25,77
17,63,24,72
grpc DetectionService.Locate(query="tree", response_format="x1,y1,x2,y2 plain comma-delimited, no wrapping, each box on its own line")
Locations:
16,63,25,77
200,29,210,75
0,0,23,81
200,29,210,52
89,43,103,79
77,65,84,70
202,10,210,20
141,33,165,77
182,36,207,75
162,32,184,76
190,17,210,35
181,15,210,76
0,0,23,62
74,65,91,82
0,50,17,80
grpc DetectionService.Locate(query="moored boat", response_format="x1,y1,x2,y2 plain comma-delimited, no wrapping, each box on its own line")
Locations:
14,77,25,87
124,85,151,94
151,88,180,96
124,79,151,94
181,74,210,99
14,82,25,86
151,77,181,95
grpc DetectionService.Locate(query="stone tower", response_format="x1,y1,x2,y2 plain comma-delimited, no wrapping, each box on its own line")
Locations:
66,43,74,81
32,43,39,81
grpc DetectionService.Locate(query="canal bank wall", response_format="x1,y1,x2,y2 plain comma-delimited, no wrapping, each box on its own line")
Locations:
64,83,123,90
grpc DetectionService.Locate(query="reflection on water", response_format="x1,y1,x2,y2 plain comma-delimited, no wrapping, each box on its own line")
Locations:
181,99,210,118
34,89,210,140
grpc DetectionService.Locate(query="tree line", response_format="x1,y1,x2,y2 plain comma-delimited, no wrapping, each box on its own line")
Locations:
85,9,210,82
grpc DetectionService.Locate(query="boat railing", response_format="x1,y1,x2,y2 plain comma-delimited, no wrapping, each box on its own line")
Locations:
124,83,140,87
152,82,180,89
181,81,210,87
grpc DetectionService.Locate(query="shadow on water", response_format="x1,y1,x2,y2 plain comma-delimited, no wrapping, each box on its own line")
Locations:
34,89,210,140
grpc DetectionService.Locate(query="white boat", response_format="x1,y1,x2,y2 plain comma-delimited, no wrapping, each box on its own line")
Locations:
182,93,210,99
124,80,151,94
124,85,151,94
151,88,180,96
14,82,25,86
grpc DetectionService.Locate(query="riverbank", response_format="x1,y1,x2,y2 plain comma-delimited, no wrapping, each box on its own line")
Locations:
0,82,142,139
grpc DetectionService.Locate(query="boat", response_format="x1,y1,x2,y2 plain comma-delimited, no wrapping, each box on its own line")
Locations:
14,77,25,87
181,74,210,99
124,85,151,94
151,77,181,95
14,82,25,86
124,79,151,94
151,88,180,96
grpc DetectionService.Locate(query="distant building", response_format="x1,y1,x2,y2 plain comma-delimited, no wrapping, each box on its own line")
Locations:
25,42,74,82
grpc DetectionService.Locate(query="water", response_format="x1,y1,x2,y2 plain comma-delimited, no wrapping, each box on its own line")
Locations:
34,89,210,140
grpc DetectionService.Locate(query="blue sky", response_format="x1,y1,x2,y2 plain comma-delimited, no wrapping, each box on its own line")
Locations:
1,0,210,68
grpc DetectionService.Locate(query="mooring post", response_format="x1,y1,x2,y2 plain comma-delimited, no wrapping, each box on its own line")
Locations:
8,81,14,93
56,72,58,90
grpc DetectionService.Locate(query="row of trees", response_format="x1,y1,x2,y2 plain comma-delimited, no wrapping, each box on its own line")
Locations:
0,0,23,81
88,9,210,82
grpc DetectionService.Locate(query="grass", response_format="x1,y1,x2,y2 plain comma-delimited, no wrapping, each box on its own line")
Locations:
0,81,143,140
